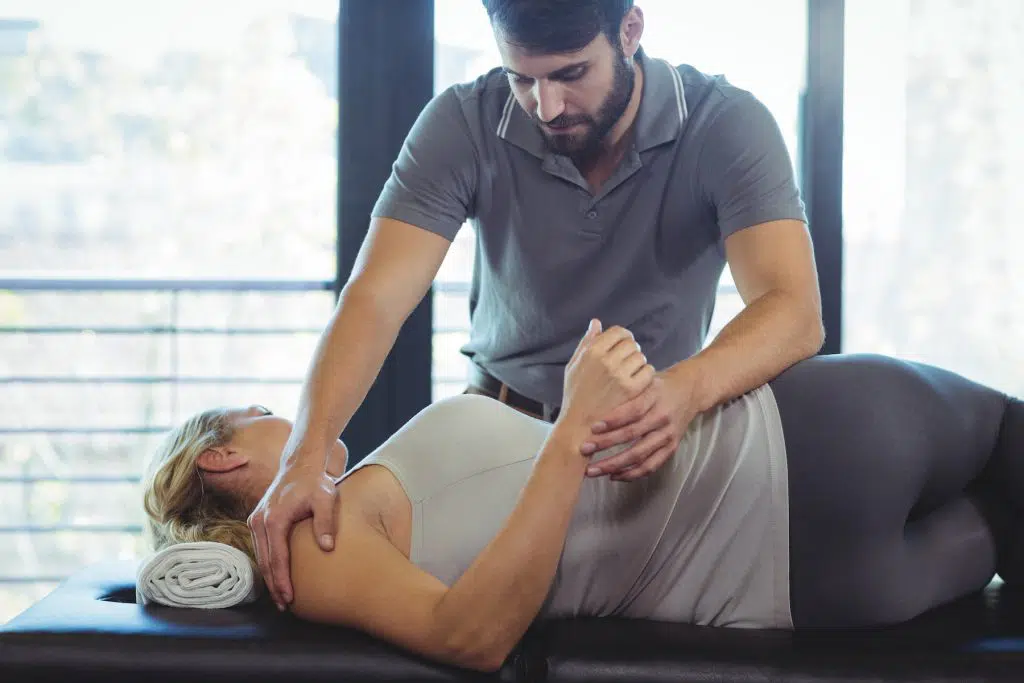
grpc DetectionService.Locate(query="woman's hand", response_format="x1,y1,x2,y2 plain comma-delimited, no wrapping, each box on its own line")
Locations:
557,319,656,437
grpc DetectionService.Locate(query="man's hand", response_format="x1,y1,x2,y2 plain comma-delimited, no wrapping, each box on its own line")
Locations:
248,459,340,610
579,367,700,482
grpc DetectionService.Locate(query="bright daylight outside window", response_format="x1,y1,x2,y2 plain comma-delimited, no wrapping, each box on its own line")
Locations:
843,0,1023,397
0,0,339,623
430,0,807,400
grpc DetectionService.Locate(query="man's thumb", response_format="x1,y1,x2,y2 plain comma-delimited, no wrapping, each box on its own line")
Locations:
587,318,603,337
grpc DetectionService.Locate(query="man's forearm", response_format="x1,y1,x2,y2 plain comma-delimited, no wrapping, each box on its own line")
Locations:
284,283,406,468
672,288,824,412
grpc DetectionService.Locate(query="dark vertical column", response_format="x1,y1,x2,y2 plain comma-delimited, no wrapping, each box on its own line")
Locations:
337,0,435,463
801,0,845,354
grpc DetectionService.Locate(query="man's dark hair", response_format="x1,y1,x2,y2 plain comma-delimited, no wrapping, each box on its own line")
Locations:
481,0,634,54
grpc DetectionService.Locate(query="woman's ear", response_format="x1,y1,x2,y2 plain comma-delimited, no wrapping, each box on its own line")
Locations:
196,447,249,474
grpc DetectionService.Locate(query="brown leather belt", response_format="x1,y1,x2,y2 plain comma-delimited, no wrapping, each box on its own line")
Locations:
467,365,561,422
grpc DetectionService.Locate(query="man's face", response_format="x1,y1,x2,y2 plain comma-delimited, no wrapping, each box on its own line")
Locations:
496,30,635,164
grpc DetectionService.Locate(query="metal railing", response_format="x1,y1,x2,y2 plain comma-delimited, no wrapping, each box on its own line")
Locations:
0,274,478,590
0,275,340,587
0,275,337,292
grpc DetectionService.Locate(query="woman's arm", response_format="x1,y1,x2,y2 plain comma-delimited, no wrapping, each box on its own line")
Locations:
288,322,652,672
289,421,588,672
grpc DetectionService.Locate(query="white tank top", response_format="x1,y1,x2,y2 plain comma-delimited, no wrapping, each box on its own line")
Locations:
341,386,793,628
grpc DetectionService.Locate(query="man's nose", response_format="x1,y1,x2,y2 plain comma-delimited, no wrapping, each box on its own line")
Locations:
534,81,566,123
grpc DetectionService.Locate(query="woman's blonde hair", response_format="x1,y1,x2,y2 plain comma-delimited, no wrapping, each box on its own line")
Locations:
141,408,256,565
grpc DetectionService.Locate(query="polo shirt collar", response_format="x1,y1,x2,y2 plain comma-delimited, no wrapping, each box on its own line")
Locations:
496,46,688,159
633,47,689,151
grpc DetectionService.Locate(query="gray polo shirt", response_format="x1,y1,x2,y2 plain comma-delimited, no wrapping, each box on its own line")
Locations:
372,49,806,406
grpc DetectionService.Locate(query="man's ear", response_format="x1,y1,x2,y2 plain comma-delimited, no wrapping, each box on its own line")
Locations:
196,447,249,474
619,6,644,58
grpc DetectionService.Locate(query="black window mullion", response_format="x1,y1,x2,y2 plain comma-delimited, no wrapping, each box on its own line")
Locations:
336,0,436,464
801,0,845,354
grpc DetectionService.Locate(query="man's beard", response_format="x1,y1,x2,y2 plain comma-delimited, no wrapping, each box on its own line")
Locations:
536,52,635,167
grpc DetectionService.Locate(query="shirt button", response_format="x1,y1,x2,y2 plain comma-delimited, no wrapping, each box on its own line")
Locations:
585,210,598,219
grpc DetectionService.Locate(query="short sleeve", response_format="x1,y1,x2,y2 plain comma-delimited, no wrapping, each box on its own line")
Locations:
698,93,807,239
370,86,479,241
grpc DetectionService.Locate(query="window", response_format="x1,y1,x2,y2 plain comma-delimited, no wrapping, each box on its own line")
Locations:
0,0,338,278
0,0,339,624
430,0,808,400
430,2,499,401
843,0,1023,396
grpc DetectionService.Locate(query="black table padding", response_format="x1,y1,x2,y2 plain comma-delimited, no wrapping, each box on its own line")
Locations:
0,561,524,682
3,561,1024,682
537,583,1024,682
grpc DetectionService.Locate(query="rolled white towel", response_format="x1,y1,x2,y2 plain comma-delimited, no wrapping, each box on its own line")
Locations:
136,541,260,609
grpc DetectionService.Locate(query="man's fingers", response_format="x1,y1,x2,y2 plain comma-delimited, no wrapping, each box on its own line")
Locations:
587,388,657,435
606,391,652,428
266,520,293,607
612,445,676,482
586,427,671,476
248,512,278,606
311,487,339,552
582,405,653,454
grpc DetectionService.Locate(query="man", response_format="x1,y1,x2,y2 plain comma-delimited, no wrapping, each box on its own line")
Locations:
249,0,824,611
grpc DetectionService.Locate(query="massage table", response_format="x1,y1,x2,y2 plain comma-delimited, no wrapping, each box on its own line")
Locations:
3,561,1024,682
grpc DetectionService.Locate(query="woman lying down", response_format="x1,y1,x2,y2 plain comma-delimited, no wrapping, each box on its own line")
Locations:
142,320,1023,673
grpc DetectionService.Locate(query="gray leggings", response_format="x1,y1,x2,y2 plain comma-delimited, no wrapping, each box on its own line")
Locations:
768,353,1022,628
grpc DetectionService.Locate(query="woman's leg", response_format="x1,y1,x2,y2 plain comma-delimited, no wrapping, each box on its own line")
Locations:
768,353,1014,628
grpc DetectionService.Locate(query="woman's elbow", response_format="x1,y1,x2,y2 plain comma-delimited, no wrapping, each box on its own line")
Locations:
438,628,514,673
446,645,511,674
473,655,511,674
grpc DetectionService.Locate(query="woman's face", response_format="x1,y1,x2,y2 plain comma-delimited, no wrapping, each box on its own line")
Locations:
225,405,294,465
195,406,347,495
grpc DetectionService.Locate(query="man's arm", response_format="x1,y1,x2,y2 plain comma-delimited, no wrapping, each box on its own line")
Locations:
250,85,480,607
249,217,450,605
294,82,480,452
286,218,452,470
671,217,824,414
284,84,478,468
581,220,822,479
676,89,826,407
581,91,823,479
